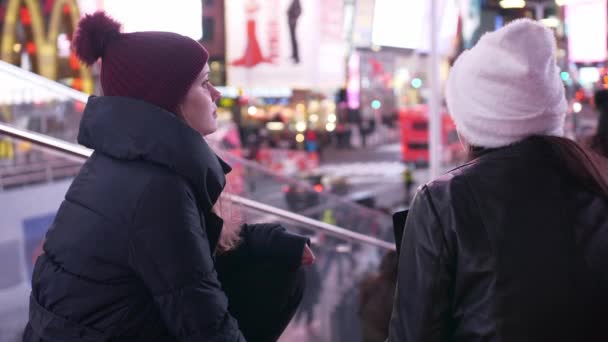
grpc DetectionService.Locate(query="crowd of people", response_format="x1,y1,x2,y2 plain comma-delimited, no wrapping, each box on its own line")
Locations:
20,12,608,342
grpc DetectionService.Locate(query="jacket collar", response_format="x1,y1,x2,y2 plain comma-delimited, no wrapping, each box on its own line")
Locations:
470,136,557,163
78,96,231,211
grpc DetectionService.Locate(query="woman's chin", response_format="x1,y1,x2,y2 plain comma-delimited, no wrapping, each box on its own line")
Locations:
202,125,218,137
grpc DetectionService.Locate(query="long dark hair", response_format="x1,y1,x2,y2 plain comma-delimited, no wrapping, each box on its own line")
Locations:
468,136,608,199
590,90,608,158
545,136,608,198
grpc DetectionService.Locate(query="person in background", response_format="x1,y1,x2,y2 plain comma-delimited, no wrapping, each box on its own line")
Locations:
24,12,314,342
587,89,608,158
305,129,318,154
245,133,261,192
359,250,398,342
390,19,608,341
294,261,322,329
401,165,414,205
287,0,302,64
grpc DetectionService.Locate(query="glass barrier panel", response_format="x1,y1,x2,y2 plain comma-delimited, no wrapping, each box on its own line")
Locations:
240,206,392,342
0,134,84,342
215,148,396,244
0,62,87,143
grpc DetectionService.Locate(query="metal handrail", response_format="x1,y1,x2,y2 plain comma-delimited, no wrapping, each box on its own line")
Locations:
216,149,394,221
0,122,93,159
0,122,395,251
0,60,90,103
226,195,394,250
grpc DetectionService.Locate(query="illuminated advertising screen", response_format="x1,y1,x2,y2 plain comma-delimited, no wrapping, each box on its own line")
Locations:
371,0,459,54
226,0,346,88
566,0,607,63
101,0,203,40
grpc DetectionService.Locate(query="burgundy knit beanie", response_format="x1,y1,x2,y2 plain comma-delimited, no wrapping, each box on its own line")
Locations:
73,11,209,113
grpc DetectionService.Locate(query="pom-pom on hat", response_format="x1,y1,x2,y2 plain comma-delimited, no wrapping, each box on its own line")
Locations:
445,18,567,148
73,11,209,113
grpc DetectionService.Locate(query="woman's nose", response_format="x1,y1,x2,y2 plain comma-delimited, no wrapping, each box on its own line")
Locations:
211,86,221,102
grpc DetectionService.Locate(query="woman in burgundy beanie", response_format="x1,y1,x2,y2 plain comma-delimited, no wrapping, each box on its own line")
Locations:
24,11,314,342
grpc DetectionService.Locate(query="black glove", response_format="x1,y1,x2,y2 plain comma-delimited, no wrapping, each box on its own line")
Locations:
240,223,310,269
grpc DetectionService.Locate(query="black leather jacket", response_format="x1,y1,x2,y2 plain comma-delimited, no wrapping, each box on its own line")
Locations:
389,137,608,342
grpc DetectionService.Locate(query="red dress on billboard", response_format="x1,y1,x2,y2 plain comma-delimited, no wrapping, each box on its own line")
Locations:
232,4,272,68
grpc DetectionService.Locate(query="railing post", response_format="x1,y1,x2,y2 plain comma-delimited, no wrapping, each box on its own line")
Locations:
429,0,442,179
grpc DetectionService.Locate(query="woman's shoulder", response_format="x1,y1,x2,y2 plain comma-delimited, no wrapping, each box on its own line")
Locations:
91,151,186,185
421,162,478,200
71,152,192,212
133,161,193,199
65,153,190,223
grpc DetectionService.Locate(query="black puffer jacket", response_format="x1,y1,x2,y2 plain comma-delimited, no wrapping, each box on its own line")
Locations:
24,96,308,341
389,137,608,342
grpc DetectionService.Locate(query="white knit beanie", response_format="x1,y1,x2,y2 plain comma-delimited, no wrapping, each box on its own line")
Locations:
446,18,567,148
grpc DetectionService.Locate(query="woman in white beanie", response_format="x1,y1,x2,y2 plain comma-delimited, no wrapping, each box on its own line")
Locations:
389,19,608,341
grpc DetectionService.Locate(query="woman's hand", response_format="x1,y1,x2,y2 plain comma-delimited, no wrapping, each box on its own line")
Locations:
301,245,315,266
